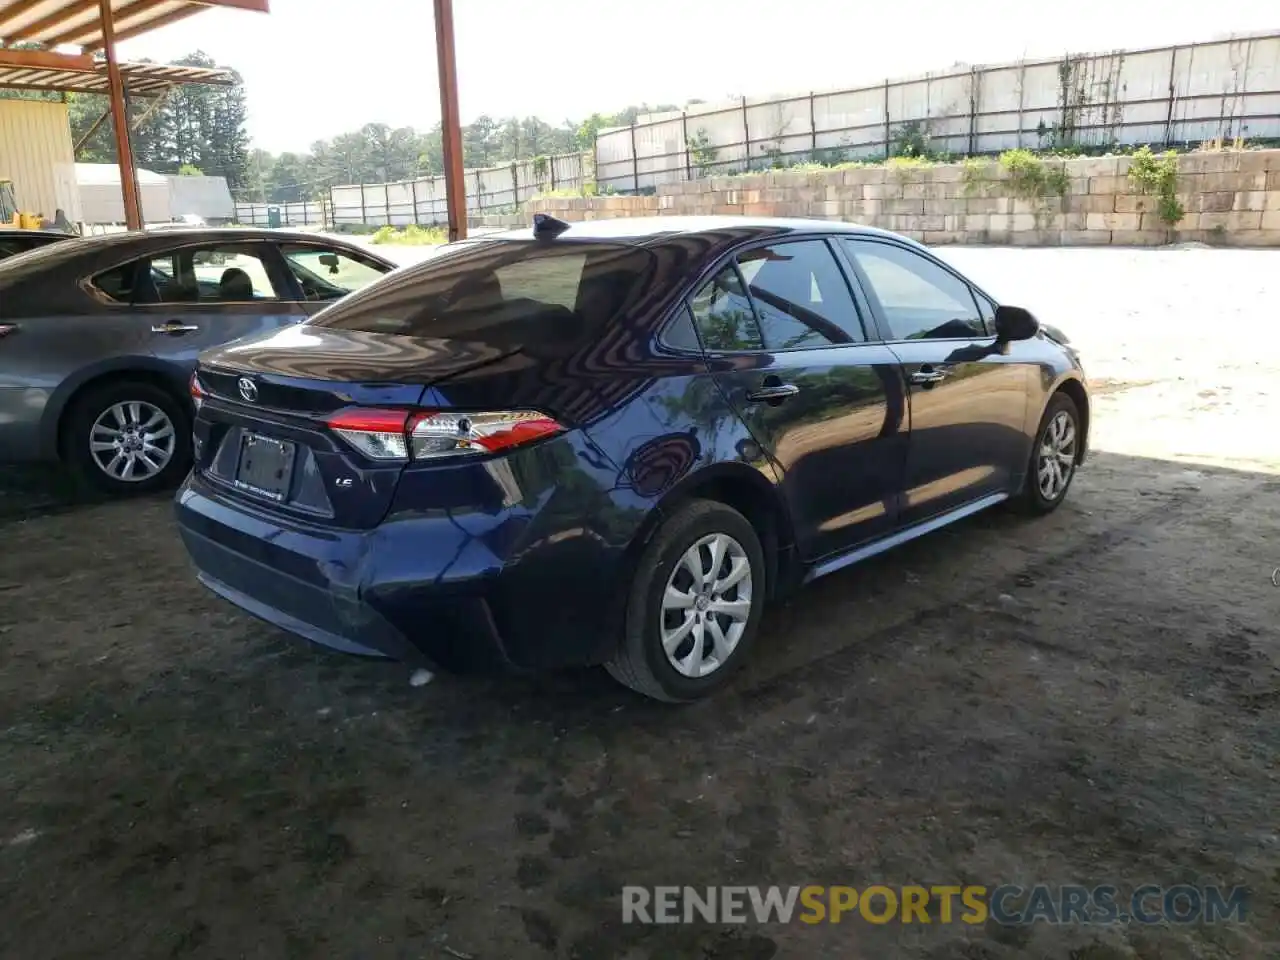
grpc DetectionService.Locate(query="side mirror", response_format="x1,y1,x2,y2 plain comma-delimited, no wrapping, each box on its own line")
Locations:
994,304,1039,342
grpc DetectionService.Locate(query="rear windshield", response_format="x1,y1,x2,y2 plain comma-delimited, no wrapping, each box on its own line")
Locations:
310,240,657,350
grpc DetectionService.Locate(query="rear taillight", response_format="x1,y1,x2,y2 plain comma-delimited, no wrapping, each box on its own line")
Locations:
326,408,413,461
190,371,206,410
324,408,563,463
408,410,562,461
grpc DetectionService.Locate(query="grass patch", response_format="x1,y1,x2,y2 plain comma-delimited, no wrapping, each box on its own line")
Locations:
369,224,447,246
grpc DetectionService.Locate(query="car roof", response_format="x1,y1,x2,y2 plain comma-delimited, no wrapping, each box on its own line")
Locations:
488,214,908,246
65,226,350,249
3,229,73,242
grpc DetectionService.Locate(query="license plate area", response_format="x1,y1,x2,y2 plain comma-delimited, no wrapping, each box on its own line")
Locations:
233,432,296,502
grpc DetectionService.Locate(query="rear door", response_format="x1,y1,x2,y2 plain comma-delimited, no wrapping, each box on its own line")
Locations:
838,237,1032,525
89,241,307,370
694,238,908,561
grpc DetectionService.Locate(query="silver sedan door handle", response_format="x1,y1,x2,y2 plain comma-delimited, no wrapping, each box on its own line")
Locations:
746,383,800,404
909,366,949,385
151,322,200,335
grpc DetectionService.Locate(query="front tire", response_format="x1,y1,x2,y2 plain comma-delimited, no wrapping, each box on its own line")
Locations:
62,379,192,496
606,499,766,702
1014,391,1081,515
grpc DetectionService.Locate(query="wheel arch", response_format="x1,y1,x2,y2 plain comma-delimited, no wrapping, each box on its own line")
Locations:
1050,375,1090,463
42,358,190,460
617,461,798,606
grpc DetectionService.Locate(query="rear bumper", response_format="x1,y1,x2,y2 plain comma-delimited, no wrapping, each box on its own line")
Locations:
174,462,638,673
175,475,519,673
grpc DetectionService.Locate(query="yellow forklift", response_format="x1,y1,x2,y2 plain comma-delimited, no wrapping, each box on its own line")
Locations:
0,177,43,229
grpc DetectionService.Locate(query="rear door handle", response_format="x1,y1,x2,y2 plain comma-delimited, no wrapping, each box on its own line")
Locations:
909,365,950,385
151,322,200,335
746,383,800,404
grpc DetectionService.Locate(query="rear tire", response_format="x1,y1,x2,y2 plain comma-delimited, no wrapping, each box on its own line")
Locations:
62,379,192,496
606,499,766,702
1013,391,1081,515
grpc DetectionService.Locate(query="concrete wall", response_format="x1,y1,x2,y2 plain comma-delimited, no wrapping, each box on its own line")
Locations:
521,150,1280,247
597,32,1280,192
0,99,81,222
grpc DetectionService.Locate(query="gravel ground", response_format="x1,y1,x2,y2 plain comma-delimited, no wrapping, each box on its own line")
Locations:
0,247,1277,960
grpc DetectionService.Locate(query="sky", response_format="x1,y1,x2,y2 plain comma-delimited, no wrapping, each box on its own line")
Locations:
118,0,1279,155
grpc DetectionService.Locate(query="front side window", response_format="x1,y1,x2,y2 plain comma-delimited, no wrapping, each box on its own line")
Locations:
93,245,278,304
689,266,764,352
736,240,865,349
280,244,387,301
841,240,984,341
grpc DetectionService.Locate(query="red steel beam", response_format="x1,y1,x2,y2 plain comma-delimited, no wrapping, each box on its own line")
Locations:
432,0,466,241
99,0,143,230
0,48,94,71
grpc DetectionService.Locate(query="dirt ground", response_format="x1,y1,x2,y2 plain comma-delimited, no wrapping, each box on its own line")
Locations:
1,247,1277,960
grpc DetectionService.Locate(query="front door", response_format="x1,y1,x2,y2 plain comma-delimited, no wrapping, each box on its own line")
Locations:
693,239,908,561
838,238,1033,526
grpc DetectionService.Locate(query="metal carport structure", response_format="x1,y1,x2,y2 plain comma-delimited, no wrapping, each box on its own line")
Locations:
0,0,269,230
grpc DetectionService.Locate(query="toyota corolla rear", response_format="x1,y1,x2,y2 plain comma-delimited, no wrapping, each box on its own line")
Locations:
174,236,661,672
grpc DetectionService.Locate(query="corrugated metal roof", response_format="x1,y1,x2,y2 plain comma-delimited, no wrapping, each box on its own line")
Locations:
0,1,269,52
0,58,234,95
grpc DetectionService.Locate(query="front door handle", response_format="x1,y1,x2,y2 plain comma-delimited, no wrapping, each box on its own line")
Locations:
909,365,949,385
747,382,800,404
150,322,200,335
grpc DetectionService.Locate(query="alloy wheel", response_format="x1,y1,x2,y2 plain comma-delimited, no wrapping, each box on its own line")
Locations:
89,401,177,482
1037,409,1077,501
660,532,753,678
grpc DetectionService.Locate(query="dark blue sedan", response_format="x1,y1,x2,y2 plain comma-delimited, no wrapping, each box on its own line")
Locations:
176,215,1090,701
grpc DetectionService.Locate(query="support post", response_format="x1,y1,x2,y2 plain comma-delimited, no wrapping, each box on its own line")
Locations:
433,0,467,241
1164,47,1180,147
681,111,692,181
883,81,891,160
630,122,639,193
809,92,817,159
411,178,420,225
74,109,111,156
741,96,750,170
100,0,142,230
968,68,978,156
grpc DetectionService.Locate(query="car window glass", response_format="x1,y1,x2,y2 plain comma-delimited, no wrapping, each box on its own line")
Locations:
495,253,586,311
92,245,277,304
736,240,864,349
310,241,657,354
663,304,703,351
841,240,984,340
280,244,387,301
0,239,24,260
689,266,764,352
975,292,996,336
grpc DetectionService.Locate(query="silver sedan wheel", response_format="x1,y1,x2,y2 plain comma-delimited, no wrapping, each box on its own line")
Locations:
89,401,176,482
661,532,753,679
1037,409,1077,501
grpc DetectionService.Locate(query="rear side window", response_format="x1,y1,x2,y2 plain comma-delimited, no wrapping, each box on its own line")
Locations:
312,241,656,351
689,266,765,352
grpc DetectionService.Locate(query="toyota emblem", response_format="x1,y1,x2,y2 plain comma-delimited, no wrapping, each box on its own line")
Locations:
237,377,258,403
